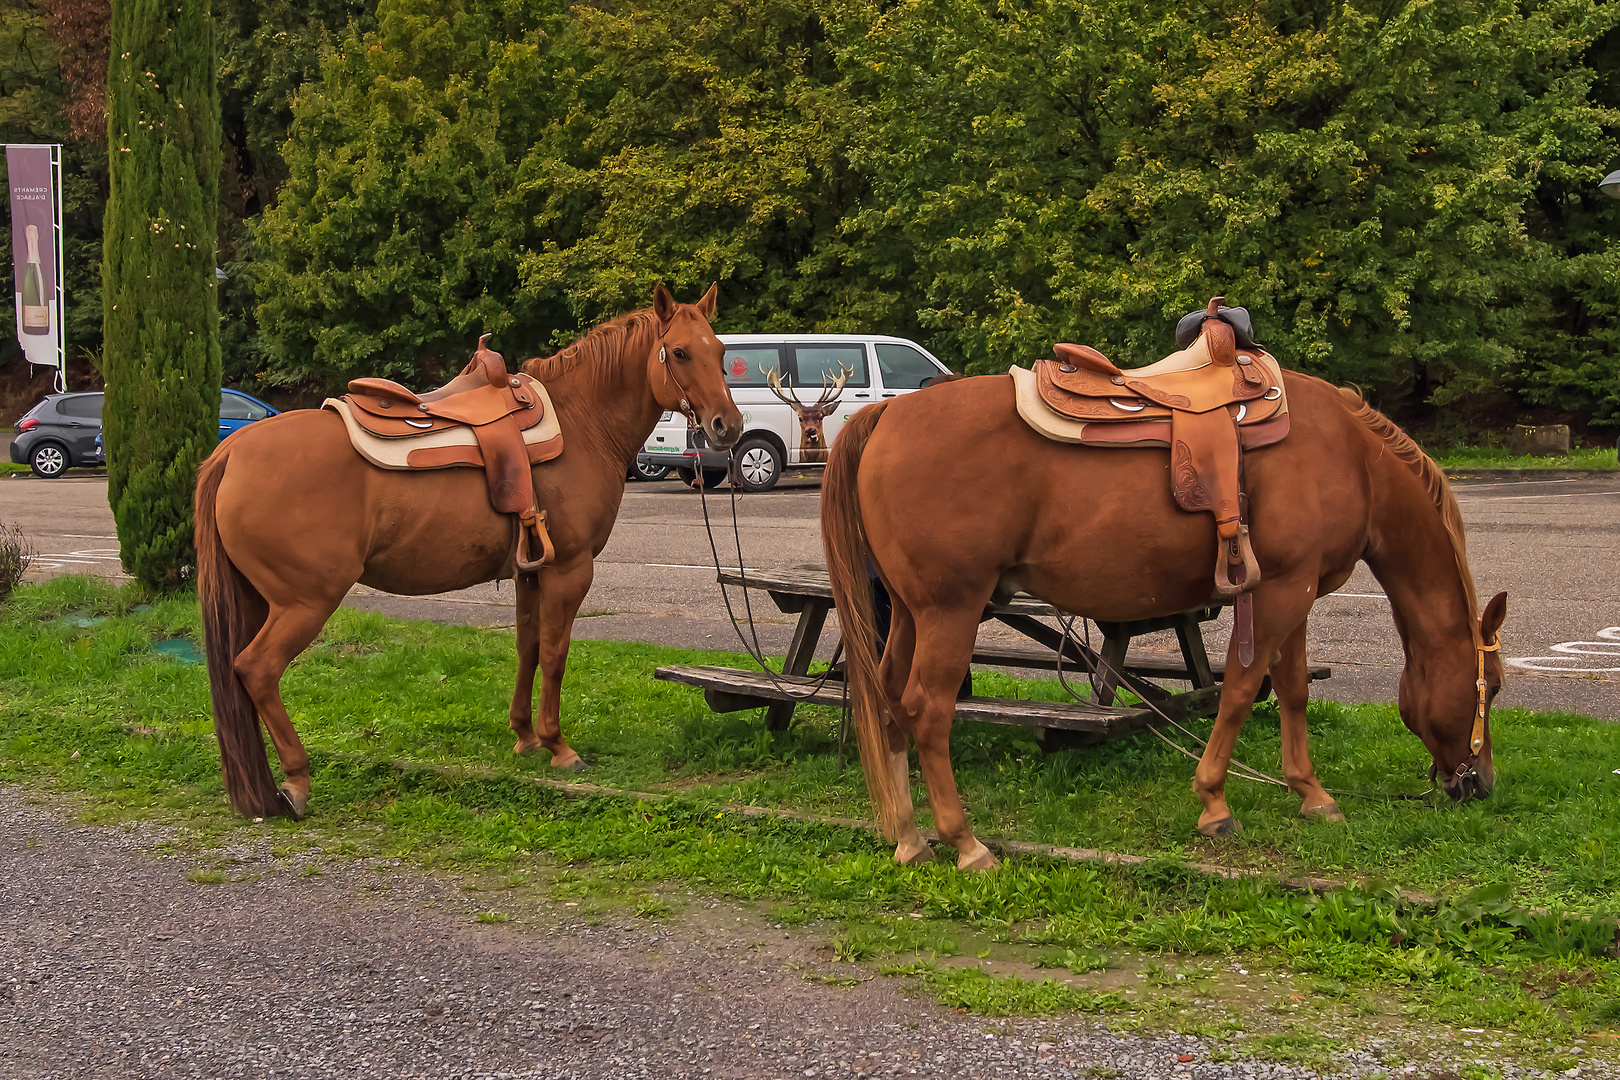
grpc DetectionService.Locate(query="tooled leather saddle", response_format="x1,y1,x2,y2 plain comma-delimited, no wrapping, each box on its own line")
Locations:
322,335,562,573
1017,297,1291,665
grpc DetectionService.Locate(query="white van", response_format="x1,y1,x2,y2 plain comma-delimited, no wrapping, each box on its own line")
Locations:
638,334,953,491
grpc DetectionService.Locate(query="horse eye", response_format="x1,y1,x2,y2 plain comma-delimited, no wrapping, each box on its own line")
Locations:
673,347,688,361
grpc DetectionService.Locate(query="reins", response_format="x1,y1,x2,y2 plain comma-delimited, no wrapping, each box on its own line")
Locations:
1048,611,1446,804
658,331,848,714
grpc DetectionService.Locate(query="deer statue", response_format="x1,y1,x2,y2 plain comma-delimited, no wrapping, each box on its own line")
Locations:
766,364,852,464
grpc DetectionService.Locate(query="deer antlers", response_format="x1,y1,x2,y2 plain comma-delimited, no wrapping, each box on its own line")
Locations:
765,364,852,414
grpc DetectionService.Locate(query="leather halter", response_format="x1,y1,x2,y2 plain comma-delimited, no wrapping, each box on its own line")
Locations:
1472,635,1501,756
1452,634,1501,787
656,325,697,422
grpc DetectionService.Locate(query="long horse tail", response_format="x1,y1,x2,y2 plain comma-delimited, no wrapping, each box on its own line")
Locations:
195,447,281,817
820,401,909,841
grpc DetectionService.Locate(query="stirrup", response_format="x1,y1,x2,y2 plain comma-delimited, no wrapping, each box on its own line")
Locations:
515,510,555,573
1212,524,1260,597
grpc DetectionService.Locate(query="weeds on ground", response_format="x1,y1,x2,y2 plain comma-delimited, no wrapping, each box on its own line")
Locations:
0,522,32,601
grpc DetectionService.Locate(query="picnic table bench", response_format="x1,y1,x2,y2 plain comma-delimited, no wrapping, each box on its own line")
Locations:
654,568,1331,750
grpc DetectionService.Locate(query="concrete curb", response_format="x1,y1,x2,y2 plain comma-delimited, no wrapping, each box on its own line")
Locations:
1442,467,1617,480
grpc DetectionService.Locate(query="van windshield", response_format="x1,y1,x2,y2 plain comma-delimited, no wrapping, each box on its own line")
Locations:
875,343,944,389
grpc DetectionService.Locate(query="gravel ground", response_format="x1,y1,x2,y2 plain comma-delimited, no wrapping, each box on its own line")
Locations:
0,787,1601,1080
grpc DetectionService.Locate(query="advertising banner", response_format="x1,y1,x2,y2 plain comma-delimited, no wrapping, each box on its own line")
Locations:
6,144,63,379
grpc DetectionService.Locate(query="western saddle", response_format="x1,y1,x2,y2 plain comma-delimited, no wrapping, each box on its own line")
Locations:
1020,297,1292,665
323,335,562,573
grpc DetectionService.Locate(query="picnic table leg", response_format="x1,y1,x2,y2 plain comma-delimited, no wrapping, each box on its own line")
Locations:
1092,632,1130,706
765,599,831,731
1174,615,1217,689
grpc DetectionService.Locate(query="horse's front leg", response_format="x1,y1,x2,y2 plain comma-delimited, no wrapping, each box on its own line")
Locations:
510,553,594,769
1193,580,1315,837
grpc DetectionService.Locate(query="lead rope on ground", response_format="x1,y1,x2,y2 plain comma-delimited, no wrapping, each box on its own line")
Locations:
693,455,843,703
1049,612,1436,803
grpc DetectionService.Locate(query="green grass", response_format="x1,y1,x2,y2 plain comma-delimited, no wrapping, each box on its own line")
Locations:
1432,445,1618,470
1,575,1618,1057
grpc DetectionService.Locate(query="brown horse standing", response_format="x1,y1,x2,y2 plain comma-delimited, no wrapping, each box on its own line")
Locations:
822,371,1508,870
196,284,742,818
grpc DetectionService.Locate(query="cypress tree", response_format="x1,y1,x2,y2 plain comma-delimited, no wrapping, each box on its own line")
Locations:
103,0,221,590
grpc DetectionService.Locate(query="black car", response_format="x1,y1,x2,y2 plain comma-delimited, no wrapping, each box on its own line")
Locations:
11,392,104,478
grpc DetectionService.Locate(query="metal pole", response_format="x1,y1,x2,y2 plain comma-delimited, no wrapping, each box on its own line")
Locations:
51,143,64,392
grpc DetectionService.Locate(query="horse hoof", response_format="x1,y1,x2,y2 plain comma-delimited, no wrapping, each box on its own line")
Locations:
277,784,308,821
512,739,541,756
1197,816,1241,838
1303,801,1345,822
552,755,587,771
894,842,932,866
957,843,999,872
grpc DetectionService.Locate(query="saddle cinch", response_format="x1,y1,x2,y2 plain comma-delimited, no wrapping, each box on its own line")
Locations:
1010,297,1291,665
322,335,565,573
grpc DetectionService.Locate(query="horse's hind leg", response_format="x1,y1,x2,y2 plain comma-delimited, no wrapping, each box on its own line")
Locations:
878,600,930,865
1274,618,1343,821
233,598,343,818
903,610,997,871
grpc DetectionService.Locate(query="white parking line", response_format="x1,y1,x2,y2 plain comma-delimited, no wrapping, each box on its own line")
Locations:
1508,626,1620,673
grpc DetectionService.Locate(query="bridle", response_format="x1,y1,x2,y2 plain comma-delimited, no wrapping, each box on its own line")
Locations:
656,326,697,423
1454,634,1501,788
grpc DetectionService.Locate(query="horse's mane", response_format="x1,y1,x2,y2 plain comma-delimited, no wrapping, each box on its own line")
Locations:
1338,387,1481,624
521,308,657,387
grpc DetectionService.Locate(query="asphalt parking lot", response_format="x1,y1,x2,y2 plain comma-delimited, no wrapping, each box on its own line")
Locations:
4,467,1617,720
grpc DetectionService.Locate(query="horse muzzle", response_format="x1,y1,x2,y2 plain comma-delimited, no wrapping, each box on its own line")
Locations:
706,413,742,450
1442,762,1493,802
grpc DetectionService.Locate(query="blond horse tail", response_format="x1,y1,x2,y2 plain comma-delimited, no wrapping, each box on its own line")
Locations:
820,402,909,841
195,448,282,817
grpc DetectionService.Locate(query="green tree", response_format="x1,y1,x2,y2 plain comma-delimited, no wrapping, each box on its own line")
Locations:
518,0,885,336
256,0,573,387
102,0,222,589
840,0,1620,413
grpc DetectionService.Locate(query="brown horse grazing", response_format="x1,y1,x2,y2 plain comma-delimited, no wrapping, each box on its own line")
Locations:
822,370,1508,870
196,284,742,819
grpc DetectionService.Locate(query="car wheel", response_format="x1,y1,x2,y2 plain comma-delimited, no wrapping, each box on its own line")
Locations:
675,467,696,485
732,437,783,493
698,467,730,489
634,460,671,482
29,441,69,479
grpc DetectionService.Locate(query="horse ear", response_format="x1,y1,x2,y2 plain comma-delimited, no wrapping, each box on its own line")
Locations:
1480,591,1508,644
652,281,677,324
695,282,718,319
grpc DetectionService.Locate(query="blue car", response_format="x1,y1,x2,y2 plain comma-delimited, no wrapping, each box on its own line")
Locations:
217,388,279,439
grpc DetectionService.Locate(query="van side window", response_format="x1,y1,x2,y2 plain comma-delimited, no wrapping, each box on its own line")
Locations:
56,394,104,419
721,346,783,388
790,345,868,388
875,343,944,389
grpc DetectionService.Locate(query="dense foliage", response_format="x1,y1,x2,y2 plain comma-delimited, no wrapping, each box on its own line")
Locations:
101,0,221,589
3,0,1620,426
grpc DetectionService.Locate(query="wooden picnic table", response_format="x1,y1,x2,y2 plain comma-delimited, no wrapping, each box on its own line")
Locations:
654,568,1331,750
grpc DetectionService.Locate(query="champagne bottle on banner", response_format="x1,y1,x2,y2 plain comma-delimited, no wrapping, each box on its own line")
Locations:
21,223,48,334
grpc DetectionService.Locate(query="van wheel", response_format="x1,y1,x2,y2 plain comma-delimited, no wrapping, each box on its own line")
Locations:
675,468,696,484
732,437,782,492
